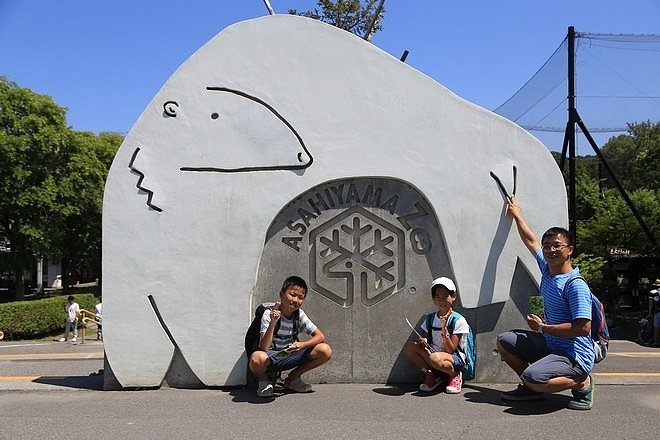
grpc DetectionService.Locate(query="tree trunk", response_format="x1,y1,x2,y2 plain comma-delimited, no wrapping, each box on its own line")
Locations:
13,265,24,300
61,256,71,293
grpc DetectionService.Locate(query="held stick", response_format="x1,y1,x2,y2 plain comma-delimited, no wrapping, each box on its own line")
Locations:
405,318,435,353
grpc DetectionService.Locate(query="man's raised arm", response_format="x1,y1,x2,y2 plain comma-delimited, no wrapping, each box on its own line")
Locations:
507,196,540,255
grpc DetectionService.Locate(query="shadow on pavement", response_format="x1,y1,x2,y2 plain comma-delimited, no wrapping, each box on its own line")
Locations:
32,370,104,391
463,384,569,415
372,383,449,397
374,383,569,414
227,383,313,404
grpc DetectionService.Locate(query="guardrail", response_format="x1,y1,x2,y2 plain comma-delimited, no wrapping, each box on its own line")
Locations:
79,309,102,343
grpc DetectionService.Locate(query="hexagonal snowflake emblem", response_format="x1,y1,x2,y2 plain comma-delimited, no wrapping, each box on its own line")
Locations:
309,206,405,307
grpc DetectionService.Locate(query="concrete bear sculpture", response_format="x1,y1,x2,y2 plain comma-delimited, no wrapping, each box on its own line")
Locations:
102,15,566,388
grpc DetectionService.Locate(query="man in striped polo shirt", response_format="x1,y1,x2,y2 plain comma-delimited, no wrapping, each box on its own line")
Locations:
496,196,595,410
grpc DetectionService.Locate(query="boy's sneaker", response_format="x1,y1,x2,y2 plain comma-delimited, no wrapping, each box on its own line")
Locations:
257,380,274,397
501,384,545,401
72,338,77,342
284,376,312,393
445,371,462,394
419,370,443,392
568,375,594,410
58,338,66,342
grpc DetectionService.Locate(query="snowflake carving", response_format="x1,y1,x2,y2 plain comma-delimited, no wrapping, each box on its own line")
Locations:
309,206,405,307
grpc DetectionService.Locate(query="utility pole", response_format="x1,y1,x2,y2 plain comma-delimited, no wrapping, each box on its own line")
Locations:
262,0,275,15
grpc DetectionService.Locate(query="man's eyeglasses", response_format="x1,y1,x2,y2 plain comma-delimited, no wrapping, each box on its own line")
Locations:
541,244,570,252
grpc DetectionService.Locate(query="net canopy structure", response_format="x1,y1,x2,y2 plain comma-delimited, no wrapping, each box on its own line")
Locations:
495,30,660,153
494,28,660,248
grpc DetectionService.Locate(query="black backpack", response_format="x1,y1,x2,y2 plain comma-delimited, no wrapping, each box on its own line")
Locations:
244,302,300,355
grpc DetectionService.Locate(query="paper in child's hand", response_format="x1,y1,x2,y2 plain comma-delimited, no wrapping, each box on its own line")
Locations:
274,348,293,359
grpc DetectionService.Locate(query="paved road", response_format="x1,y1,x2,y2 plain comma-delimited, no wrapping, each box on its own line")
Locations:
0,339,658,440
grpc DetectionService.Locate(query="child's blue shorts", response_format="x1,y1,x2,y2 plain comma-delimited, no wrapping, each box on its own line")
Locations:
266,348,312,372
451,353,465,370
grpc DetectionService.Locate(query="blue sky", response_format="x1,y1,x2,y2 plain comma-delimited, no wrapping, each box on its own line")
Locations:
1,0,659,152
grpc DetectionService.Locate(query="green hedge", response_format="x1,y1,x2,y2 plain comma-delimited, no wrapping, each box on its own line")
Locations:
0,294,96,340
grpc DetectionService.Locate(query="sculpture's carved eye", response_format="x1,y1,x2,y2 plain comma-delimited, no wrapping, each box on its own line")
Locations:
163,101,178,117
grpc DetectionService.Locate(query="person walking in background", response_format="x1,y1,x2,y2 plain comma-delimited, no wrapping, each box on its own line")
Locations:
95,300,103,341
647,280,660,347
59,296,80,342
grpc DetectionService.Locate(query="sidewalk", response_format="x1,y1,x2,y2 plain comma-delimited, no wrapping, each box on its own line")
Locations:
0,339,659,439
0,339,659,390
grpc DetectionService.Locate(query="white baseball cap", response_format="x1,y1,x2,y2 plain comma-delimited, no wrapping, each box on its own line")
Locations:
431,277,456,293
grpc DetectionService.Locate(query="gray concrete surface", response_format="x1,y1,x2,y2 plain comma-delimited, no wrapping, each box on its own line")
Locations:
0,338,658,440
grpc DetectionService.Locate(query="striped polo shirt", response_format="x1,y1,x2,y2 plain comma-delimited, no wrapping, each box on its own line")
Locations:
535,248,595,373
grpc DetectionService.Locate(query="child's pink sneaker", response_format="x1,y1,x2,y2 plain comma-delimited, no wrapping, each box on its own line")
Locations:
445,371,462,394
419,370,443,392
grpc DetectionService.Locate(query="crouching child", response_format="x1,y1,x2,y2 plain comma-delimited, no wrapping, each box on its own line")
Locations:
403,277,472,394
248,276,332,397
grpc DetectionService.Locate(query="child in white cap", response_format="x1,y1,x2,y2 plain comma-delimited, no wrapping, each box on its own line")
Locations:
402,276,471,394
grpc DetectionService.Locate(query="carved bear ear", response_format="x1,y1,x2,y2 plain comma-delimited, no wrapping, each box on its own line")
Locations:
490,165,517,200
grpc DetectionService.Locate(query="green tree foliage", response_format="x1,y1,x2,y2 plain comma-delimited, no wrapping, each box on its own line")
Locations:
289,0,385,39
0,77,121,298
0,293,95,340
573,121,660,257
572,252,612,306
600,121,660,192
0,77,69,297
578,186,660,255
50,131,122,287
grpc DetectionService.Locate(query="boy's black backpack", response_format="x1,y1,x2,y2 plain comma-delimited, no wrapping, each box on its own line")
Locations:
563,276,610,363
425,311,476,381
244,302,300,355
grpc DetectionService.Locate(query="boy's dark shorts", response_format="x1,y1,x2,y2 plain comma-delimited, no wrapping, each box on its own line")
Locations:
265,348,312,373
498,329,588,384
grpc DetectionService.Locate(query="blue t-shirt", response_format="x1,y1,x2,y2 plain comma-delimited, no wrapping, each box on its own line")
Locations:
535,248,594,373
